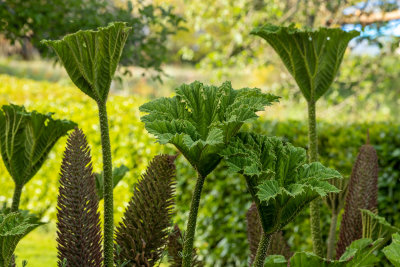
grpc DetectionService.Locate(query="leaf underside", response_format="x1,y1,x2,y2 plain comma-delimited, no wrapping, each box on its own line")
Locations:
94,164,129,200
0,104,76,186
251,24,359,102
140,81,279,177
220,132,341,233
42,22,131,103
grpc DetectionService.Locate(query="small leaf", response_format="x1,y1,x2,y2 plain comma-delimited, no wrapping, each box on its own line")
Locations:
95,165,129,200
383,233,400,267
251,24,359,102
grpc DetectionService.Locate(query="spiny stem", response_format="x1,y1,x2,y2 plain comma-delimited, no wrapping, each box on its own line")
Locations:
253,232,272,267
327,212,338,259
98,101,114,267
308,100,324,257
11,183,23,212
182,172,206,267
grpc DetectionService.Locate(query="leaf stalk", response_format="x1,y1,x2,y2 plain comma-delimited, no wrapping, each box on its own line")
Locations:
253,232,272,267
98,101,114,267
182,172,206,267
308,100,324,257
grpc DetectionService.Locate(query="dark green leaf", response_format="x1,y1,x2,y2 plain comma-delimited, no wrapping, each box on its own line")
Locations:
0,104,76,186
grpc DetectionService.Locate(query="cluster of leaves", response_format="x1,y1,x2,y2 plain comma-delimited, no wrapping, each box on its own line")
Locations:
140,80,279,177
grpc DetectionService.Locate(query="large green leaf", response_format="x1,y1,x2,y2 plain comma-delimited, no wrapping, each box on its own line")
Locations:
264,238,382,267
140,81,279,177
383,233,400,267
251,24,359,102
220,132,341,233
42,22,131,103
0,104,76,186
0,210,43,267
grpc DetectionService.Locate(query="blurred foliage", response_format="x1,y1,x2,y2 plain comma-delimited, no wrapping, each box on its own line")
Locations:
170,0,365,72
0,0,184,79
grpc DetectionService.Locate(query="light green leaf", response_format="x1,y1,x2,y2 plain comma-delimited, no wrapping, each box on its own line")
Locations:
95,165,129,200
140,81,279,177
251,24,359,102
282,238,382,267
42,22,131,103
383,233,400,267
264,255,287,267
220,132,341,233
0,104,76,186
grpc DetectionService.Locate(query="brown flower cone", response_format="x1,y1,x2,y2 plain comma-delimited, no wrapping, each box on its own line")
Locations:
336,140,379,258
114,154,177,266
56,128,103,267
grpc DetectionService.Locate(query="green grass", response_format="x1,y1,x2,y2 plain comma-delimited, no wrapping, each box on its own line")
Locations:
15,226,57,266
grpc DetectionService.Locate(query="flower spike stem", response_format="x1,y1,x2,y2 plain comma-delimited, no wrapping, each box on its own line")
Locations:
253,232,272,267
182,173,206,267
98,101,114,267
308,100,324,257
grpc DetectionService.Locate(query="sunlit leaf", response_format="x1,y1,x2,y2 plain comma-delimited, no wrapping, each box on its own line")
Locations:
42,22,131,103
140,81,279,177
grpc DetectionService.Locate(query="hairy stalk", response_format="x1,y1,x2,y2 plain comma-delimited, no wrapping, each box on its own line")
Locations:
97,102,114,267
253,233,272,267
11,184,23,212
327,213,338,259
308,100,324,257
182,173,206,267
